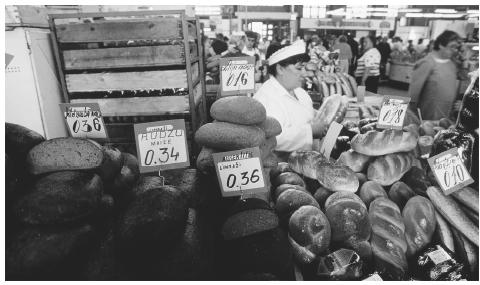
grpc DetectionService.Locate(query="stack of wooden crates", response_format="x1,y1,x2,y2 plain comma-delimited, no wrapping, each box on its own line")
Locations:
49,10,207,158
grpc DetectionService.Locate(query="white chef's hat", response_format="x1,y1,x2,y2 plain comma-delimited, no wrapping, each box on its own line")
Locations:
267,40,307,66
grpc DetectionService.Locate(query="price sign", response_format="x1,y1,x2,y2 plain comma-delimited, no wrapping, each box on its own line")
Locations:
219,56,255,96
377,95,411,130
212,147,267,197
59,103,107,139
134,119,190,173
357,85,365,103
319,121,343,159
427,148,474,195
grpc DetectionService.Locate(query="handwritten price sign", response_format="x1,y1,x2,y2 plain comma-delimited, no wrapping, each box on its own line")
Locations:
212,147,267,197
134,119,190,173
319,121,343,159
219,56,255,96
59,103,107,139
377,95,411,130
427,148,474,195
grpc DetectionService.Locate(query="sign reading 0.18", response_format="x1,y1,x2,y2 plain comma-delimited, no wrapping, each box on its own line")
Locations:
219,56,255,96
377,95,411,130
134,119,190,173
212,147,267,197
59,103,107,139
427,148,474,195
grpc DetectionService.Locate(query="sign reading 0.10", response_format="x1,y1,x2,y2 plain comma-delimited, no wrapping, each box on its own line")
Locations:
219,56,255,96
212,147,267,197
134,119,190,173
427,148,474,195
59,103,108,139
377,95,411,130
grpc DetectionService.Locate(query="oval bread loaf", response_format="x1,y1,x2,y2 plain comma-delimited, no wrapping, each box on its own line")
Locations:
26,137,104,175
358,181,387,208
257,116,282,138
195,122,266,151
210,96,266,125
367,153,414,186
337,150,370,172
402,196,436,257
275,189,319,222
351,129,417,156
389,181,416,210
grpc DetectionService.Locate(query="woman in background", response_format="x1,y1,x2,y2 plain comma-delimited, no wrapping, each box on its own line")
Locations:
354,36,381,93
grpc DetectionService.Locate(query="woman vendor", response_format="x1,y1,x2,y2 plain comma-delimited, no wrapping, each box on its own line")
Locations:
253,40,325,153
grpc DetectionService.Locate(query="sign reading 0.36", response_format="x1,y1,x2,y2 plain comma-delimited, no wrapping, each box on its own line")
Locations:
59,103,107,139
134,119,190,173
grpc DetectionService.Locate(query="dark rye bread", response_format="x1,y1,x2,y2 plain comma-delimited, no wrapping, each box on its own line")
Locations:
210,96,266,125
5,122,45,158
119,186,189,256
196,147,216,174
257,116,282,138
6,224,96,280
195,122,266,151
222,198,279,240
26,137,104,175
99,146,123,185
112,152,140,195
13,171,103,225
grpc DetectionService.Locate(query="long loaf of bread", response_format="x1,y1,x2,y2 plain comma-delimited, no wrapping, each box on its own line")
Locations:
288,150,359,192
367,153,414,186
369,197,408,280
351,129,417,156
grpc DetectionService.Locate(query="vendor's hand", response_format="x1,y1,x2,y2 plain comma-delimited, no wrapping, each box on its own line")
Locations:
311,121,327,139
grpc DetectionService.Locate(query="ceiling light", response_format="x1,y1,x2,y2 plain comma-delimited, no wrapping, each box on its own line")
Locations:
434,9,457,13
399,8,422,13
467,10,479,14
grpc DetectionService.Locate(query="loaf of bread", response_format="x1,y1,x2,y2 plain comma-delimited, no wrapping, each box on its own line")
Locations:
325,191,372,260
99,146,123,185
273,184,309,202
389,182,416,210
196,147,216,174
275,189,319,223
315,94,348,128
26,137,105,175
210,96,266,125
350,129,417,156
402,196,436,257
6,122,45,158
112,153,140,195
272,172,305,188
257,117,282,138
367,153,414,186
288,205,331,264
195,122,266,151
263,152,279,168
337,150,371,172
369,197,408,280
14,171,103,225
358,181,387,208
288,150,359,192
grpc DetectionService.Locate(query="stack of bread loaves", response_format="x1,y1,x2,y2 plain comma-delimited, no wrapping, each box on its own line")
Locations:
195,96,282,200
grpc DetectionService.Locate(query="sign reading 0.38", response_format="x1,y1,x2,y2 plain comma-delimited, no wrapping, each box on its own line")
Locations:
134,119,190,173
212,147,267,197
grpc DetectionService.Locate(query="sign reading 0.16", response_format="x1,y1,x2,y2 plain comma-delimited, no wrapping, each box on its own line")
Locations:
59,103,107,139
212,147,267,197
134,119,190,173
219,56,255,96
427,148,474,195
377,95,411,130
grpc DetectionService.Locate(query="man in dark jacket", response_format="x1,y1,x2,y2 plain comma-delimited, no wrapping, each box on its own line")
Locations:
346,34,359,75
377,36,391,80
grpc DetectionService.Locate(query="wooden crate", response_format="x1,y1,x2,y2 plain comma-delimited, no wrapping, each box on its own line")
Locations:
49,10,207,158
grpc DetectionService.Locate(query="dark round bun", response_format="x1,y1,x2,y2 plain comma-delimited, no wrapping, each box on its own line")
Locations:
275,189,319,222
272,172,305,188
358,181,387,208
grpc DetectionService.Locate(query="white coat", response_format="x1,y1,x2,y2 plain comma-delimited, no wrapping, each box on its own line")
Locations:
253,77,316,152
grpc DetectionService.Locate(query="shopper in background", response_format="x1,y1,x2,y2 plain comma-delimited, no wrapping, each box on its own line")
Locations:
332,35,352,73
407,40,415,54
377,36,391,80
355,36,381,93
346,34,359,75
254,40,325,154
408,30,461,120
415,38,427,55
242,30,260,58
258,37,270,61
308,34,328,65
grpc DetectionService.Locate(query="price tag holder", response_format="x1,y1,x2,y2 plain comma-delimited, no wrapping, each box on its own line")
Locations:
357,86,365,103
319,121,343,159
212,147,267,197
219,56,255,96
59,103,108,139
134,119,190,173
376,95,410,130
427,148,474,195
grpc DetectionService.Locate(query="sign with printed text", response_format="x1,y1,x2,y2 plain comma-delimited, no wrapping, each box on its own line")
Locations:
219,56,255,96
319,121,343,159
377,95,411,130
59,103,107,139
212,147,267,197
427,148,474,195
357,86,365,103
134,119,190,173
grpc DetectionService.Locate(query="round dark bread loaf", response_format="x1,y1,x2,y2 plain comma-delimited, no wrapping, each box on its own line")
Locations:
195,122,266,151
269,162,293,181
313,186,334,210
112,153,140,196
99,146,123,185
358,181,387,208
288,205,331,264
257,116,282,138
276,189,319,223
272,172,305,188
325,191,372,260
210,96,266,125
389,181,416,210
196,147,216,174
14,171,103,225
273,184,309,202
5,122,45,159
356,172,368,186
221,198,279,240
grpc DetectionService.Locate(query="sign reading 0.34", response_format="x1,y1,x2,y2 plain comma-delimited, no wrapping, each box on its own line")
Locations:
134,119,190,173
